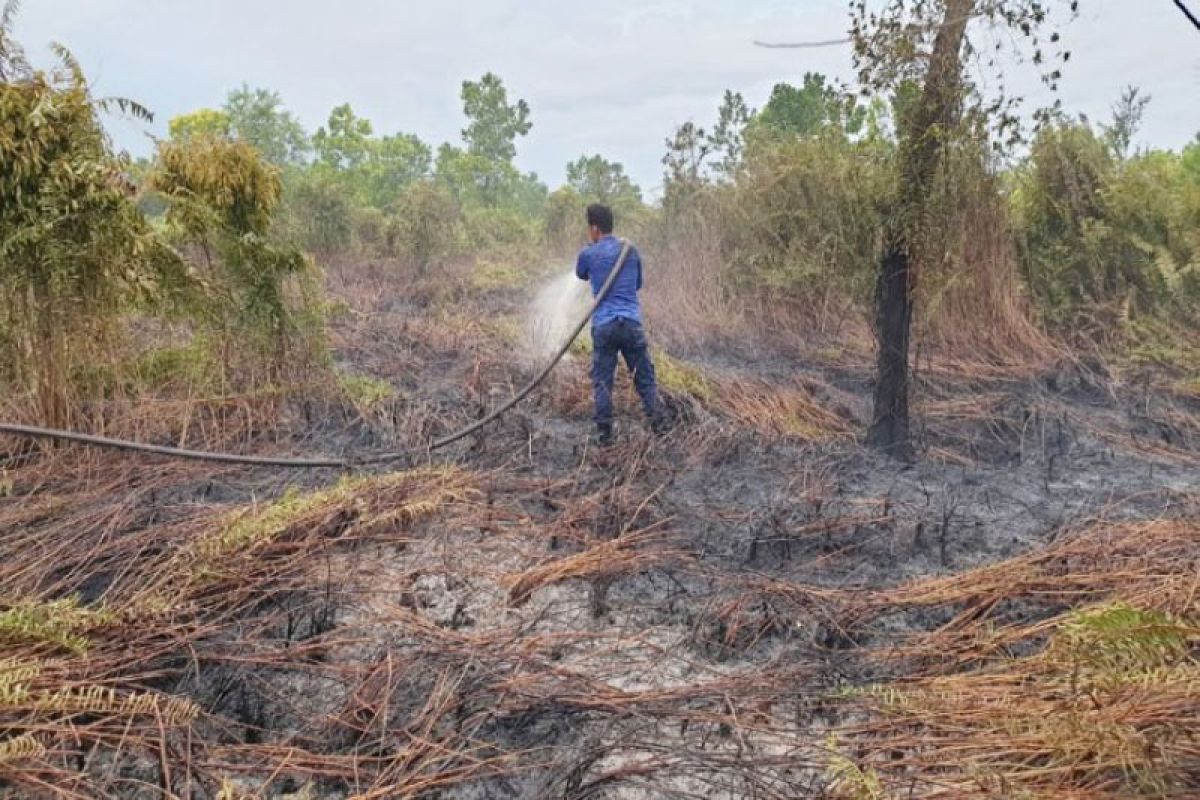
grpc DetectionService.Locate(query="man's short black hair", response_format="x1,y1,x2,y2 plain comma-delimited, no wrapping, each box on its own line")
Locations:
586,204,614,234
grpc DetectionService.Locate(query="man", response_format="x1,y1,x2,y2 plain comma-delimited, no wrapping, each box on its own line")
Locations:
575,204,665,445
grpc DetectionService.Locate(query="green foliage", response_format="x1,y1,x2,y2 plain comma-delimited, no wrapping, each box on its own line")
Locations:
655,351,712,401
365,132,432,208
1054,603,1193,684
387,181,461,273
1183,135,1200,184
1011,119,1200,326
436,143,497,205
338,371,396,411
172,74,546,264
0,597,115,655
313,103,373,171
460,72,532,165
471,259,524,291
168,108,231,141
661,89,758,187
1102,86,1151,160
753,73,865,141
155,136,282,235
710,90,754,179
436,142,545,212
566,154,643,211
283,169,355,255
223,84,309,166
0,43,178,424
462,204,541,263
153,136,313,367
663,121,712,186
824,735,885,800
723,130,893,300
544,186,587,254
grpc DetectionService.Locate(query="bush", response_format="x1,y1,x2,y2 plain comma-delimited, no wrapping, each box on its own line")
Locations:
461,204,541,265
544,186,587,255
386,181,461,274
0,58,177,425
722,131,892,302
153,136,317,380
282,169,355,256
353,205,388,253
1011,122,1200,327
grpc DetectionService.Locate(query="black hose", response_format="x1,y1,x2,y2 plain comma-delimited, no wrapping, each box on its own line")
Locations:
0,240,634,470
0,424,348,469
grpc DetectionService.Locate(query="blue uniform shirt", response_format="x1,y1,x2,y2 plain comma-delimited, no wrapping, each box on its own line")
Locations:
575,235,644,329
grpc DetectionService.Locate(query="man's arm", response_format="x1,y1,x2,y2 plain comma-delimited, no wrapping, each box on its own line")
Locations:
575,249,590,281
633,248,643,291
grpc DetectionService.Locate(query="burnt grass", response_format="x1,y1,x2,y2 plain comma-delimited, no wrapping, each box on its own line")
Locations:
5,258,1200,798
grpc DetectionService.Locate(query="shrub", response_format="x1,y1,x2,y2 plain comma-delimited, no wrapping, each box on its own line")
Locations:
544,186,587,255
281,169,355,256
0,52,178,425
722,131,891,303
461,204,540,264
153,136,316,380
1011,121,1200,329
386,181,461,273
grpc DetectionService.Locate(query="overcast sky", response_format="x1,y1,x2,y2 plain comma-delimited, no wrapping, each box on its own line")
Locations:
13,1,1200,193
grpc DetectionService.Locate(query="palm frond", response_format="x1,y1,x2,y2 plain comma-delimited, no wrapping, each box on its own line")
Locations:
0,0,28,81
48,41,85,87
95,96,154,124
0,38,28,81
0,0,21,40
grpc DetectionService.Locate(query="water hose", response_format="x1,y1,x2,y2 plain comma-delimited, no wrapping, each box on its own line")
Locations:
0,240,632,470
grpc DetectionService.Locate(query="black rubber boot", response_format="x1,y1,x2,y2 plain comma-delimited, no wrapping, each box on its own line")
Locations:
649,412,670,436
596,423,615,447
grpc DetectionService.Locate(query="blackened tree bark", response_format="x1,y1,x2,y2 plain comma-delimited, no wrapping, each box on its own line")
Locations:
866,0,975,458
867,245,913,456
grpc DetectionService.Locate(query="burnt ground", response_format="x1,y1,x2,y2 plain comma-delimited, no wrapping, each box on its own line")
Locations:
3,259,1199,798
315,262,1200,795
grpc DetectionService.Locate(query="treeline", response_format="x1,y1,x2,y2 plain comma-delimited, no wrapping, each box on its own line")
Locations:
153,65,1200,351
150,77,648,269
653,77,1200,353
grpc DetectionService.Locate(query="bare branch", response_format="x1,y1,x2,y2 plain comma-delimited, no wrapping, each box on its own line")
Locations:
754,36,853,49
756,11,985,50
1174,0,1200,31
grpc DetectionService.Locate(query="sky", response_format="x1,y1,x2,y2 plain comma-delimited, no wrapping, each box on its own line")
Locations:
12,1,1200,194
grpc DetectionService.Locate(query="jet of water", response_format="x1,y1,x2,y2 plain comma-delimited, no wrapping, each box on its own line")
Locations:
527,268,591,360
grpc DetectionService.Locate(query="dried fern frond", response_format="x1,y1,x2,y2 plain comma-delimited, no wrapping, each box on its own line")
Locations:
0,734,45,764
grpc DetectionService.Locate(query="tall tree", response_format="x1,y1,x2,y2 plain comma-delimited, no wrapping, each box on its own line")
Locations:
445,74,535,206
851,0,1076,458
710,90,754,179
313,103,373,171
365,132,432,209
662,121,712,186
755,73,863,139
460,73,532,165
223,85,308,166
1102,85,1150,161
1184,134,1200,183
565,154,642,207
1,16,171,425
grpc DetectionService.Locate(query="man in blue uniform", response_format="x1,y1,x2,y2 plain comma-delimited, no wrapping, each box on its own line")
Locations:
575,204,665,445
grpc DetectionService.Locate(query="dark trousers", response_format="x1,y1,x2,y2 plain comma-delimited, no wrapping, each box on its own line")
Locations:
591,317,659,429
